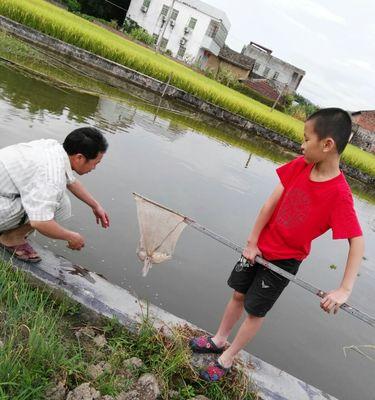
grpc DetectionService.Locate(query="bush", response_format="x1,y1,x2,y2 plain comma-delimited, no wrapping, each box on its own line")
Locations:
129,27,156,45
62,0,81,12
122,17,138,34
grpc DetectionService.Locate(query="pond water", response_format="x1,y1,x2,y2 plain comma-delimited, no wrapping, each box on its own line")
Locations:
1,63,374,400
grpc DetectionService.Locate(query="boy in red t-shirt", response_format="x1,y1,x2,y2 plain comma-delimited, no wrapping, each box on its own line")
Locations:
190,108,365,381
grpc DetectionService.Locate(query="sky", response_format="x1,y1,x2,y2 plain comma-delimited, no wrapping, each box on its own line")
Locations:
204,0,375,111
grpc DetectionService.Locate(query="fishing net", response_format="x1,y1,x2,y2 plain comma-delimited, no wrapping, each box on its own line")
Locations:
133,193,187,276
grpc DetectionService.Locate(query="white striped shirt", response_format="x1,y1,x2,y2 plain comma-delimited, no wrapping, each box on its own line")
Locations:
0,139,75,223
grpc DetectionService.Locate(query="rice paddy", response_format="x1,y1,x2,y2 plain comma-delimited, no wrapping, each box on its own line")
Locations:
0,0,374,177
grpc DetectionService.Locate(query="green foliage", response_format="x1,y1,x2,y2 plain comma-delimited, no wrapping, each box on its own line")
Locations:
122,17,139,34
129,27,156,45
285,93,319,121
62,0,81,12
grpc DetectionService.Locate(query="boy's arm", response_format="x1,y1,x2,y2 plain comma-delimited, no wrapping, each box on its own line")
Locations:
243,183,284,263
320,236,365,314
67,180,110,228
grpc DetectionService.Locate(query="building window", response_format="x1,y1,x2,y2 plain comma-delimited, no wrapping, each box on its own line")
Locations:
152,33,158,43
291,72,298,82
177,45,186,58
263,67,270,77
253,62,260,71
143,0,151,6
188,17,197,29
206,20,219,38
170,9,179,20
272,72,279,80
160,4,169,16
160,37,168,50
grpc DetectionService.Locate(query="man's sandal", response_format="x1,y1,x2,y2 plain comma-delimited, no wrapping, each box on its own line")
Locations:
189,336,225,354
199,359,231,382
0,242,41,263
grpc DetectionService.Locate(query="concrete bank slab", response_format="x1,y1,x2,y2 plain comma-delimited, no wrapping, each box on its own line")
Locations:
0,15,373,185
4,242,337,400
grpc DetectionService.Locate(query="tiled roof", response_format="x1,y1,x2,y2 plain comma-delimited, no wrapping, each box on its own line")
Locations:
218,45,255,70
242,79,279,101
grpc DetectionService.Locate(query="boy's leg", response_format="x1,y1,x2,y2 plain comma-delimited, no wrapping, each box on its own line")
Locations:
218,313,264,368
211,290,245,348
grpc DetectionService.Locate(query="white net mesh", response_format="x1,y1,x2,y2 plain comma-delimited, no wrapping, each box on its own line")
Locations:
134,194,187,276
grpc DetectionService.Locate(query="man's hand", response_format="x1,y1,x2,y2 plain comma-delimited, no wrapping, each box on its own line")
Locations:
67,232,85,250
243,241,262,265
92,204,110,228
320,287,351,314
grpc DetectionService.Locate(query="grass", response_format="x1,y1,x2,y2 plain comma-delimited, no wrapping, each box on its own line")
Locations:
0,0,374,177
0,257,257,399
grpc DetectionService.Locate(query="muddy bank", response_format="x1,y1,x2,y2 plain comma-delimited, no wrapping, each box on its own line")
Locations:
0,15,373,185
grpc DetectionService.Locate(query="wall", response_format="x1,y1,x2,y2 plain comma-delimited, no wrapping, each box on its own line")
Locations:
205,54,250,79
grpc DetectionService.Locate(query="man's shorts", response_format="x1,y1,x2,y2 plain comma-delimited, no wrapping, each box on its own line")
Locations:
227,256,301,317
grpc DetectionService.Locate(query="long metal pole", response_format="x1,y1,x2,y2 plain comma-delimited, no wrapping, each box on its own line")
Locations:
133,192,375,328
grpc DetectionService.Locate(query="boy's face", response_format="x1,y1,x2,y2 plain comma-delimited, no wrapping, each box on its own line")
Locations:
301,120,333,163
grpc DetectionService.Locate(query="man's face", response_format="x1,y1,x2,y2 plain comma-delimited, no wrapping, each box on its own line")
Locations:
301,120,327,163
72,152,104,175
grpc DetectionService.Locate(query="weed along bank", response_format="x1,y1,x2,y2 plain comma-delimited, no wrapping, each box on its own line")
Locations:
1,245,339,400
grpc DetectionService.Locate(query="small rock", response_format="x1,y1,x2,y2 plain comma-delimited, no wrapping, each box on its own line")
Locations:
101,396,114,400
189,396,210,400
66,383,101,400
75,327,96,339
135,373,160,400
116,390,140,400
123,357,144,369
0,340,4,348
45,381,66,400
93,334,107,348
168,390,179,399
87,362,111,379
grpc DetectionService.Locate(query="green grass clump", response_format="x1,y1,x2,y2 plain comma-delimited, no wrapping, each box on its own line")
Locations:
0,257,256,399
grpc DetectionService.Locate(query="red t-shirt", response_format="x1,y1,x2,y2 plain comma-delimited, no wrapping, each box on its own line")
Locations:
258,157,362,261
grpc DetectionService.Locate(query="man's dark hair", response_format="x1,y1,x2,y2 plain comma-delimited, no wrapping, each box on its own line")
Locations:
306,108,352,154
63,127,108,159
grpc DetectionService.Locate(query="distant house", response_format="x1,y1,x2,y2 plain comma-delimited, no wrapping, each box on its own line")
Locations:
351,110,375,154
201,45,255,80
352,110,375,132
126,0,230,63
241,42,305,93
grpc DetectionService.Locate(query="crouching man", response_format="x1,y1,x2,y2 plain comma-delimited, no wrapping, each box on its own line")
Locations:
0,127,110,262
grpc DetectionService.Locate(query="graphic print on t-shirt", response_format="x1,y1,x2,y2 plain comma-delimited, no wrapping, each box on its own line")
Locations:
275,187,312,230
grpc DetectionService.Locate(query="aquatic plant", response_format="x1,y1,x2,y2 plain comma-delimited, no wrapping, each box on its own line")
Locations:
0,0,374,176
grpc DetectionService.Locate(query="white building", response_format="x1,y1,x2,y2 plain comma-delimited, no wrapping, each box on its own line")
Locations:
126,0,230,63
242,42,305,93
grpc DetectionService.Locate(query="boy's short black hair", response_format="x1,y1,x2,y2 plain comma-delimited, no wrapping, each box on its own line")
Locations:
306,108,352,154
63,127,108,159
